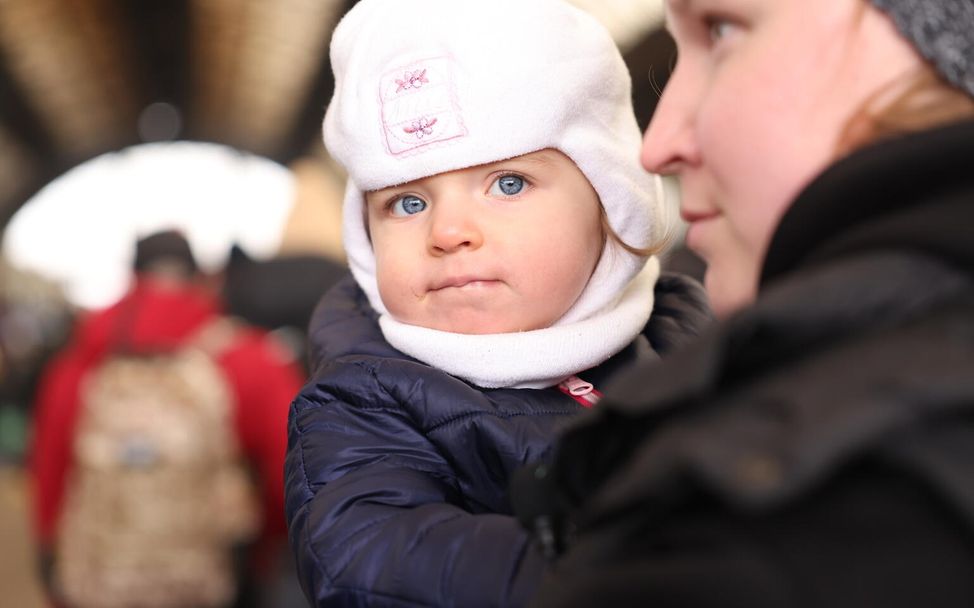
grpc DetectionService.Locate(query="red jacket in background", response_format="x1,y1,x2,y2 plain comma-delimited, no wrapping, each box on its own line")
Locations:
29,276,305,574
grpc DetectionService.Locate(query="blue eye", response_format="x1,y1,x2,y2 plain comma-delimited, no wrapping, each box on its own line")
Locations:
490,175,525,197
391,195,427,216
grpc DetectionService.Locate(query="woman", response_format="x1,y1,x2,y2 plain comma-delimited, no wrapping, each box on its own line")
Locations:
520,1,974,606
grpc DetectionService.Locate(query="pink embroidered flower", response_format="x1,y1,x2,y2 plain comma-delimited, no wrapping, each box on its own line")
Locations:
380,56,466,154
395,69,429,92
403,117,438,139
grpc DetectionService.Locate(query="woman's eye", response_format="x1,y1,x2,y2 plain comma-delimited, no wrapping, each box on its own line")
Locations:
489,175,525,197
390,195,427,217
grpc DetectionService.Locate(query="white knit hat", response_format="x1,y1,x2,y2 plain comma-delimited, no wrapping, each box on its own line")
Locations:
325,0,665,329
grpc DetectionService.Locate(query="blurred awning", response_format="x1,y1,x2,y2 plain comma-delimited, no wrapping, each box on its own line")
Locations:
0,0,672,228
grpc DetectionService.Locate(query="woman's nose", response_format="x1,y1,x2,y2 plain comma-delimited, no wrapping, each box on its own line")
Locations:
641,66,700,175
427,202,483,255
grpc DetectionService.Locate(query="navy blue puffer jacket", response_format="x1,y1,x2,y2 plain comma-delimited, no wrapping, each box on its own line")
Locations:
285,272,711,607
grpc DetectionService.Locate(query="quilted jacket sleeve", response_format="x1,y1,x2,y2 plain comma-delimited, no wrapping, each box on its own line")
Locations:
285,365,545,608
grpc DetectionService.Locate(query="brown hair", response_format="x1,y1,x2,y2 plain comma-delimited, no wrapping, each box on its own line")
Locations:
837,63,974,156
599,205,672,258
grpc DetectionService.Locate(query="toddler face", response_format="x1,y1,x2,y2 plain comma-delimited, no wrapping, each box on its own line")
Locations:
365,149,603,334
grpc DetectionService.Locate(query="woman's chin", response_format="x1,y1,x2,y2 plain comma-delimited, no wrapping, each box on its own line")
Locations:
705,268,757,319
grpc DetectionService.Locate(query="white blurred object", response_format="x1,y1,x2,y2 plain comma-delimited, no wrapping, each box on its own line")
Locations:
568,0,665,53
2,142,295,310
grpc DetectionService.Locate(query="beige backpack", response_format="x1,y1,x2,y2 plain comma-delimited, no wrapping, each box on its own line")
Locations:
54,319,260,608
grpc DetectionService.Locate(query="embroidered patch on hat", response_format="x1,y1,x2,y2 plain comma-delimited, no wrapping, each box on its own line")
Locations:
380,56,467,155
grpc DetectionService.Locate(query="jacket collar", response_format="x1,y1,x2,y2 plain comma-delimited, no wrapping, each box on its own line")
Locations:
552,121,974,521
762,119,974,288
556,251,974,522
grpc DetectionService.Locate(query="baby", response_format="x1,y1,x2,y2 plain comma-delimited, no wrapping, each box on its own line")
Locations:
284,0,711,606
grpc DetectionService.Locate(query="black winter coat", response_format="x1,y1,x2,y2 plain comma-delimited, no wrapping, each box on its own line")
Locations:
525,120,974,607
284,271,711,607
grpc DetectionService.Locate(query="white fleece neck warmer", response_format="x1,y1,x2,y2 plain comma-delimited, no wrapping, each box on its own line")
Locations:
380,258,660,389
325,0,668,388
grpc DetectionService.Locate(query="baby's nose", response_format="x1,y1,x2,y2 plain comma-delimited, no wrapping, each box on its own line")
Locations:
427,205,483,254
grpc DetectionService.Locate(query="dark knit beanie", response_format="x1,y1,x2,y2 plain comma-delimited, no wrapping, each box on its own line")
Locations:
133,230,199,277
870,0,974,98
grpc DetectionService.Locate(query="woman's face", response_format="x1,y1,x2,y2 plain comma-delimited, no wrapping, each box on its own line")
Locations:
642,0,925,316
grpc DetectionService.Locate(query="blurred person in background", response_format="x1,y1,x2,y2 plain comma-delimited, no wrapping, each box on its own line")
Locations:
221,244,346,374
0,259,75,608
517,1,974,606
0,259,75,463
29,230,304,608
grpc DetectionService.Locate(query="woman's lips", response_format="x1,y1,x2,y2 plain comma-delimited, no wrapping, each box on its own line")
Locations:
680,206,719,224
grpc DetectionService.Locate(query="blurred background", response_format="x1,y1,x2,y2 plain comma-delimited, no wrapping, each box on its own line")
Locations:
0,0,686,605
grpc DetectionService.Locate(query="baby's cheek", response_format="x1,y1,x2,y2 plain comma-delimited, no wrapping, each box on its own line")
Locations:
374,264,396,302
376,266,417,318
